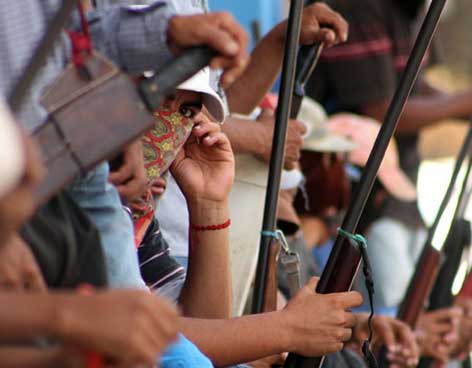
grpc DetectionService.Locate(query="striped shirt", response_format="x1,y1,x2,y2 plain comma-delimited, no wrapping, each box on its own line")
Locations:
307,0,426,228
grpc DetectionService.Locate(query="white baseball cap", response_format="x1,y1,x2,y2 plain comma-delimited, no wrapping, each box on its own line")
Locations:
298,97,358,153
177,67,226,123
0,99,25,198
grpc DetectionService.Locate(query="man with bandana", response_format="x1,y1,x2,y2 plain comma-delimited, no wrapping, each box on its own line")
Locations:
307,0,472,363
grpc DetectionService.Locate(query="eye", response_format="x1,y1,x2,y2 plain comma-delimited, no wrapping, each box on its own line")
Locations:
180,106,196,119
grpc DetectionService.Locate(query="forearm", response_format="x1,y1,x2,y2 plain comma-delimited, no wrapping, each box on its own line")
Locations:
0,294,59,341
180,201,232,319
225,27,285,114
180,313,288,366
222,117,265,156
88,3,175,73
0,347,63,368
363,92,472,134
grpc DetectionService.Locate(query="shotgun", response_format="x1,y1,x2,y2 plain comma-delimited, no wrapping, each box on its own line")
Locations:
251,0,306,314
377,119,472,367
285,1,448,367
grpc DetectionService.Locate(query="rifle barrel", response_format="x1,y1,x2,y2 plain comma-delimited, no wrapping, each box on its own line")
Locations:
252,0,304,314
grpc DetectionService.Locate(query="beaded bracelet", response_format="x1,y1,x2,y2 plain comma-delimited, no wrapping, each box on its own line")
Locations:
191,219,231,232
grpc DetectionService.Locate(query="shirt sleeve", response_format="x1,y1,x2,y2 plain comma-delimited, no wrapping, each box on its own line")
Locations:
316,0,397,108
88,2,175,73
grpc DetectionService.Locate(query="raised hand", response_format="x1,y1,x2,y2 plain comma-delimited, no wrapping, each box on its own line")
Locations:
273,2,349,48
108,140,148,203
171,113,234,207
167,12,249,88
0,233,46,292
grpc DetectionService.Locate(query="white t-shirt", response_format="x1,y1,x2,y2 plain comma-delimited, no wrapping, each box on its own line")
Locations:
0,99,25,198
154,173,190,258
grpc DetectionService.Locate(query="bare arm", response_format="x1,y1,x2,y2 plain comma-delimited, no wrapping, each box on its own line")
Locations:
171,118,234,319
180,201,232,319
226,3,348,114
225,28,285,114
222,112,306,170
222,116,268,155
180,278,363,367
180,313,286,366
362,90,472,134
0,347,71,368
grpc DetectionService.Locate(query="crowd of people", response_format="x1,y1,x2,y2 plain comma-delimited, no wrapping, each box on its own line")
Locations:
1,0,472,367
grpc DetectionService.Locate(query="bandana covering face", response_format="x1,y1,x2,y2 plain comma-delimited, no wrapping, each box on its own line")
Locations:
133,109,195,246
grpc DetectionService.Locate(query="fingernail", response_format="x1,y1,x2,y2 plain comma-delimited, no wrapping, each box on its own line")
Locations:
194,125,201,130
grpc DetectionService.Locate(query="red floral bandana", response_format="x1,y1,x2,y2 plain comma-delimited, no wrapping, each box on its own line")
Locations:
132,109,194,246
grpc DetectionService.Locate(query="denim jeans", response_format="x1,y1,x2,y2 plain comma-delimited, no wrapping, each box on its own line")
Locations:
66,163,146,289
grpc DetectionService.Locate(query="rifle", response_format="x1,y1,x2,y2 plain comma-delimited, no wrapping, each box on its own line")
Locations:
251,0,305,314
377,119,472,367
284,1,448,367
33,47,214,202
6,1,215,203
417,151,472,368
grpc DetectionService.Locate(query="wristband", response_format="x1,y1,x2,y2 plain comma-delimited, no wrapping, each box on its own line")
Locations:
191,219,231,232
78,285,105,368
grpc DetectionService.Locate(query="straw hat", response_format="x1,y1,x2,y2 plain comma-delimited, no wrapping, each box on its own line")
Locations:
328,113,417,201
299,97,357,153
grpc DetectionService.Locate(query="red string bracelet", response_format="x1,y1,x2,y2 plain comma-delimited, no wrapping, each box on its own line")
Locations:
191,219,231,232
77,285,105,368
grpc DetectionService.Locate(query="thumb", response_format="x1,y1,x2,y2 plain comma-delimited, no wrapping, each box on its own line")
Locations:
258,108,274,120
306,276,320,292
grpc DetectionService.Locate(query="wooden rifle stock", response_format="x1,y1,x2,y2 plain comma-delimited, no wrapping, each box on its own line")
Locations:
34,47,214,202
398,246,443,327
262,239,282,313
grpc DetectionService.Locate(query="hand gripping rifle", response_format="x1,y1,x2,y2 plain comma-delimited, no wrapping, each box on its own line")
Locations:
8,0,215,203
377,119,472,367
284,1,449,367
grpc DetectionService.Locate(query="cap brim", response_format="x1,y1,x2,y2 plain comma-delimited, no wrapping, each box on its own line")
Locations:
378,168,417,202
178,70,225,123
303,135,358,153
